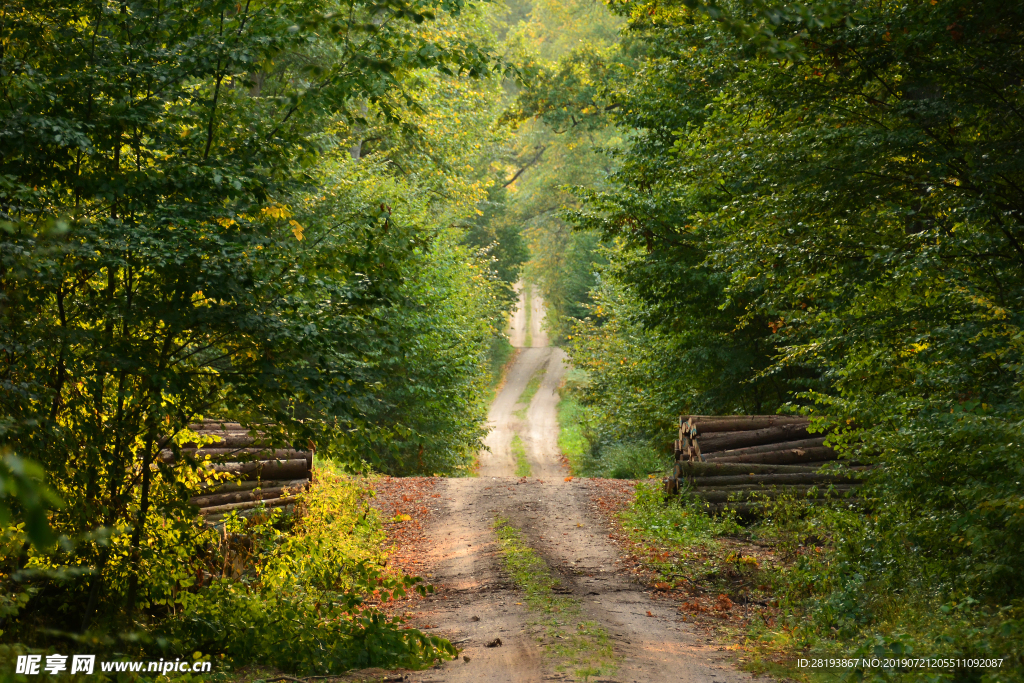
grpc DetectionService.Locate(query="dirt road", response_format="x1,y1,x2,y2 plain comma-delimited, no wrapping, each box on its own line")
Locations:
394,288,762,683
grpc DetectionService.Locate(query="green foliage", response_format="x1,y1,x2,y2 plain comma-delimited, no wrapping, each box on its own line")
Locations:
2,473,454,674
557,377,670,478
560,415,669,480
556,388,593,474
620,483,741,563
159,473,453,673
523,281,534,348
0,0,516,662
538,0,1024,668
487,335,516,387
583,0,1024,599
167,567,452,675
483,0,626,342
0,449,62,550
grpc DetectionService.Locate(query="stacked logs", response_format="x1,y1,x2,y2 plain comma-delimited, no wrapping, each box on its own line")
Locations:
162,420,313,525
665,415,862,513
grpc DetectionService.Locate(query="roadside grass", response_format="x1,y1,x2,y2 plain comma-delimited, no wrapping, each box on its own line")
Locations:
617,484,1024,682
485,335,519,407
512,435,532,478
492,517,617,681
557,388,670,479
557,392,590,474
599,442,670,479
488,335,516,386
619,482,743,590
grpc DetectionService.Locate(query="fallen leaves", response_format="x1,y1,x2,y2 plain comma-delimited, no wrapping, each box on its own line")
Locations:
367,476,439,580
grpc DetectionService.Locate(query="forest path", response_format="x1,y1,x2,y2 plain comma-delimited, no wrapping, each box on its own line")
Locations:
390,290,761,683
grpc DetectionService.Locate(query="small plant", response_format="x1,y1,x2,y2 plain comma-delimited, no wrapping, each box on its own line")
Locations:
512,436,532,478
492,517,617,679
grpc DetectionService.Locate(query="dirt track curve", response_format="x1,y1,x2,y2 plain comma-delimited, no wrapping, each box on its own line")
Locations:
395,286,765,683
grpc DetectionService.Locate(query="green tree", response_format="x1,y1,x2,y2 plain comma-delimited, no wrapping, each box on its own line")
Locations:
0,0,505,636
569,0,1024,616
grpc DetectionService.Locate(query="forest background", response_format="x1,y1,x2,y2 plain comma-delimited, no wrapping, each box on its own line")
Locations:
2,0,1024,681
524,0,1024,680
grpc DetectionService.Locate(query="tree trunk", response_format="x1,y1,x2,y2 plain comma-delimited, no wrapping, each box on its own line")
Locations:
678,460,823,477
690,485,857,504
694,423,814,456
703,437,827,459
704,445,835,465
210,458,308,480
688,415,808,435
191,481,308,508
691,472,860,487
201,477,308,495
160,447,306,463
179,434,271,448
199,495,299,516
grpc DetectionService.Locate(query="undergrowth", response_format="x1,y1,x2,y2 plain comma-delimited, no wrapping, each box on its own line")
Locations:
557,383,670,479
619,483,1024,683
0,473,455,680
488,335,516,389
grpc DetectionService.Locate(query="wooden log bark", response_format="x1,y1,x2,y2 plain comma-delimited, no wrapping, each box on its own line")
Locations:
691,472,860,488
191,481,309,508
673,461,688,481
704,445,836,466
691,485,856,504
705,437,827,458
205,503,296,525
706,498,862,515
199,495,300,516
689,416,808,435
189,421,245,430
210,458,308,480
202,478,309,495
679,461,822,477
692,483,858,493
694,424,814,456
179,435,272,449
160,447,307,463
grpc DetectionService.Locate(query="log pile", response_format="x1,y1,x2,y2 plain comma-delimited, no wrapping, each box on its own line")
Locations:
665,415,862,513
164,420,313,525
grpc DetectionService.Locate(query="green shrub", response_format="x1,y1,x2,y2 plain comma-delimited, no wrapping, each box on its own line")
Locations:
164,565,453,675
158,474,454,674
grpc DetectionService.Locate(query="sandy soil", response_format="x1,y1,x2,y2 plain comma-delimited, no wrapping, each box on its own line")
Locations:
386,291,766,683
507,282,548,349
